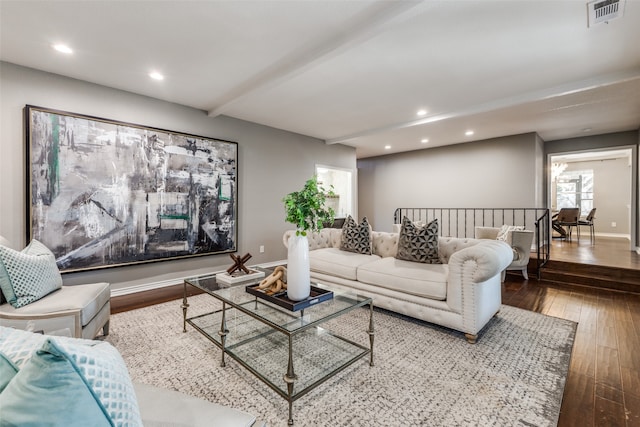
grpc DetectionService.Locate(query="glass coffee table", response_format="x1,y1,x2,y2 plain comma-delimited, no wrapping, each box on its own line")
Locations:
182,267,374,425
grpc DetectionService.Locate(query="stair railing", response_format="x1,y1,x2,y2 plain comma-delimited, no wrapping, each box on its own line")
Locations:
393,207,550,279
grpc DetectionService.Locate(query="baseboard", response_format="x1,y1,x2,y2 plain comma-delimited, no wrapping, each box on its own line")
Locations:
594,232,630,239
110,260,287,298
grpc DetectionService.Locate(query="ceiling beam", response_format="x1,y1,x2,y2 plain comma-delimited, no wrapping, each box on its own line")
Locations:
207,1,425,118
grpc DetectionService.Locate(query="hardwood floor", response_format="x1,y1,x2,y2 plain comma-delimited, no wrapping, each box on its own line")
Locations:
111,235,640,426
549,235,639,270
502,276,640,427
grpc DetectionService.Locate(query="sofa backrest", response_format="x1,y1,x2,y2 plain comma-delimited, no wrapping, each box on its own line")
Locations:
437,237,481,264
284,229,483,264
371,232,398,258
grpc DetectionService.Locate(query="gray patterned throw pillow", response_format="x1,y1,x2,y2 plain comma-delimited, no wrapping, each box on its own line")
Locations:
396,217,441,264
340,216,372,255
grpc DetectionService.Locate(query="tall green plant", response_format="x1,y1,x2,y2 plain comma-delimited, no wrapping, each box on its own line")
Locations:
283,175,335,236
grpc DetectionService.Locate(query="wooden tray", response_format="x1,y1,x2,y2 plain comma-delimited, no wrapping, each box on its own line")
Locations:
245,284,333,312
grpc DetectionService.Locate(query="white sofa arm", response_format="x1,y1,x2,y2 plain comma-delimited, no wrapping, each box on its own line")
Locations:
446,240,513,340
448,240,514,283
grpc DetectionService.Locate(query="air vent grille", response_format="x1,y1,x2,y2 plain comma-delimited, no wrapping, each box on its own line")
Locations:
588,0,626,26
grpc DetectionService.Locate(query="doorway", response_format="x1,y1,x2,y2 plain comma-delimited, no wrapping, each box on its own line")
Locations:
548,148,634,249
315,164,356,220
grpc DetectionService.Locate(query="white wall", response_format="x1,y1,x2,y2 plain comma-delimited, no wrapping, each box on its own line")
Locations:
357,133,542,231
561,157,631,236
0,62,356,291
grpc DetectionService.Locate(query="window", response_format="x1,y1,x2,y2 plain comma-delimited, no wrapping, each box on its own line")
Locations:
556,169,593,215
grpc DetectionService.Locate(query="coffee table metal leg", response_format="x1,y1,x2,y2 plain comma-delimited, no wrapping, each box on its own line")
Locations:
283,334,297,425
182,282,189,333
218,302,228,367
368,301,375,367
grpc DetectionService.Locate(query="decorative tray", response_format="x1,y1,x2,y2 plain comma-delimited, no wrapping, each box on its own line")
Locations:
245,284,334,312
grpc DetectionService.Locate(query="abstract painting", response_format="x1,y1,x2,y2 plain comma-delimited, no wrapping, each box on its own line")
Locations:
26,105,237,273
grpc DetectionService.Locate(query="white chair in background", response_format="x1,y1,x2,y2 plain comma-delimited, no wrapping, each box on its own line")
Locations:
475,226,535,280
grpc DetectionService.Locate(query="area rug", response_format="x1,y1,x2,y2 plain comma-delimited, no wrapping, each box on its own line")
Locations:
106,295,576,426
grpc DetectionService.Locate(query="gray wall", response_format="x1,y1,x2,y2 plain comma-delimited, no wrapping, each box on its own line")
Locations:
357,133,543,231
0,62,356,291
545,131,639,247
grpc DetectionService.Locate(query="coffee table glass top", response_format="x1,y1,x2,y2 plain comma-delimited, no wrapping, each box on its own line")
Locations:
183,267,374,417
184,269,371,333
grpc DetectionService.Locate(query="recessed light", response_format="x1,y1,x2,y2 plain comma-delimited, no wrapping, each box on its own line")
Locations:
417,109,427,116
582,127,592,132
149,71,164,81
52,44,73,54
421,139,429,144
465,130,474,136
384,145,391,150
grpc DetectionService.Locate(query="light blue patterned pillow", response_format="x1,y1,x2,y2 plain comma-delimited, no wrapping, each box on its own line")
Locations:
0,239,62,308
0,326,48,370
0,335,142,426
0,350,18,392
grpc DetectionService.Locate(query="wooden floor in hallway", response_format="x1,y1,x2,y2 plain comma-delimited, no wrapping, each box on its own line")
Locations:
549,235,639,270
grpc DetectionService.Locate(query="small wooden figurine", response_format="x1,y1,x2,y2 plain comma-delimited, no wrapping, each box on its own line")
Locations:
226,253,252,275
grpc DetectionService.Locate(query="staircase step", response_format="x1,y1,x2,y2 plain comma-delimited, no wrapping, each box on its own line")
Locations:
537,260,640,294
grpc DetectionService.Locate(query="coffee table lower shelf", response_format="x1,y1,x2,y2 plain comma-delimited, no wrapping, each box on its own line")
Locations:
184,297,374,425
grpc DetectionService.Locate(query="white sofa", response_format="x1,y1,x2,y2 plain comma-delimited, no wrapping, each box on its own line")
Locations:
283,228,513,343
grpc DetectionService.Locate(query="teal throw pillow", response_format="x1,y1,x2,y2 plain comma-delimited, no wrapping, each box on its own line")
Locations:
0,325,48,370
0,239,63,308
0,351,18,393
0,336,142,426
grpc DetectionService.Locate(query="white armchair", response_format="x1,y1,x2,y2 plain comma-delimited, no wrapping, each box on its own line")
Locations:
475,227,534,281
0,236,110,339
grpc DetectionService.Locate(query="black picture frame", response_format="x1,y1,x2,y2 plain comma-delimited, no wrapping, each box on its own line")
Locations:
25,105,238,273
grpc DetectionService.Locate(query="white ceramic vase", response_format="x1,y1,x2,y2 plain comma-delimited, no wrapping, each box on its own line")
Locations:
287,233,310,301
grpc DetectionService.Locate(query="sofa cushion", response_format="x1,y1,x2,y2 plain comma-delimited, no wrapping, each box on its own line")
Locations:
135,382,258,427
340,216,372,255
0,282,111,327
396,217,440,264
310,248,380,281
0,335,142,426
0,239,63,308
357,257,448,300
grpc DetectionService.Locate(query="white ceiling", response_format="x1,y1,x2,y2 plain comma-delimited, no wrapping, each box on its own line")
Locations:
1,0,639,159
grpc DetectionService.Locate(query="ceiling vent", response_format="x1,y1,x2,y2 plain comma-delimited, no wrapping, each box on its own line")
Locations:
587,0,626,26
